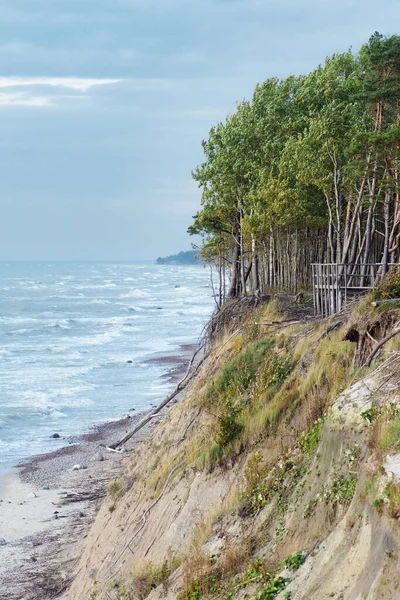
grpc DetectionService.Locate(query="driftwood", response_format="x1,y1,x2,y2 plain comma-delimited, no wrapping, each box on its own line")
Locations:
256,318,301,326
316,320,343,342
107,344,206,450
371,298,400,307
364,328,400,367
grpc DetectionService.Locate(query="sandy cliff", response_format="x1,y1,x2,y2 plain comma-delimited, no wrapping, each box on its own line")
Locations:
64,297,400,600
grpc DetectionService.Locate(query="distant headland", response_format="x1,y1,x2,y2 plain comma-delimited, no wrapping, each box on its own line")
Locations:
155,250,202,265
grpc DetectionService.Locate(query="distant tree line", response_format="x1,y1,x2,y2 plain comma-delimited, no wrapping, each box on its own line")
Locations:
189,33,400,305
156,250,201,265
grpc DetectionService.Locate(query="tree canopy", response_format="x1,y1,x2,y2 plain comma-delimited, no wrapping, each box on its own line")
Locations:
190,33,400,303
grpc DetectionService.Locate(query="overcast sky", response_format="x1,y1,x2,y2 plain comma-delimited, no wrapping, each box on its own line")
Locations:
0,0,399,260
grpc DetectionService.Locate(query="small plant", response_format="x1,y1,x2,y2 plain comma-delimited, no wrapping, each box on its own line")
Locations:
258,576,291,599
383,481,400,518
108,480,123,497
243,451,268,511
283,551,305,571
361,406,378,424
264,354,293,388
372,497,385,513
216,398,244,447
324,473,357,506
232,335,245,354
299,417,324,454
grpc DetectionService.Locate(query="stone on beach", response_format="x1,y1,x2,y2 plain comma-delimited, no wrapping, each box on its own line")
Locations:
51,433,60,438
72,464,88,471
0,537,6,545
92,452,104,462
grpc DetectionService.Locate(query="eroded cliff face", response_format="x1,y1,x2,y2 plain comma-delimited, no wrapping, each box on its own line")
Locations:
64,298,400,600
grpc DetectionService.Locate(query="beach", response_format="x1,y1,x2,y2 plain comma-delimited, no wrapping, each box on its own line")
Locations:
0,347,192,600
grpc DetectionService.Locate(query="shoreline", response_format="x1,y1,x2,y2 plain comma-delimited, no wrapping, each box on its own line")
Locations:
0,344,196,599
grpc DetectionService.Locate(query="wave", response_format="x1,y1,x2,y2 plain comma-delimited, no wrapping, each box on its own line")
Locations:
120,289,150,299
0,261,214,467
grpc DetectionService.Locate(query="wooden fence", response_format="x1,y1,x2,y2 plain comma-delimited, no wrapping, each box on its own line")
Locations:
311,263,397,317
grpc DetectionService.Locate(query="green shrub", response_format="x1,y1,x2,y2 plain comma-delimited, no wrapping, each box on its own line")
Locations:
372,497,384,513
324,473,357,505
108,480,123,497
207,339,272,399
258,576,291,599
264,354,293,388
299,417,324,454
283,552,305,571
216,398,244,447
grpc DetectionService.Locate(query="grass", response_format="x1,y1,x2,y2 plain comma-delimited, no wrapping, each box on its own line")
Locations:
206,338,273,400
377,418,400,453
372,266,400,301
132,555,181,599
298,330,354,403
384,481,400,518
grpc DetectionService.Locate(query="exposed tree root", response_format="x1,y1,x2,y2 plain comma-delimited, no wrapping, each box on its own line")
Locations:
364,328,400,367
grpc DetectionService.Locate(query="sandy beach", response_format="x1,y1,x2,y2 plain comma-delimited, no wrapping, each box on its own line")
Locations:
0,345,194,600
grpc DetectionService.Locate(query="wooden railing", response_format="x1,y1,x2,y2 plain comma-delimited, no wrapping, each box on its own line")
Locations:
311,263,397,317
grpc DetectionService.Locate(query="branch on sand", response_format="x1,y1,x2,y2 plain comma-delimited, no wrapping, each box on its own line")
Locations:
107,344,207,450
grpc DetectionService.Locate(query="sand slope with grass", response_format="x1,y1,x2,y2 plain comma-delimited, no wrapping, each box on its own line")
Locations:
60,296,400,600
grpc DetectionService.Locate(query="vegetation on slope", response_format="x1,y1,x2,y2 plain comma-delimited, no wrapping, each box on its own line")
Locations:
69,288,400,600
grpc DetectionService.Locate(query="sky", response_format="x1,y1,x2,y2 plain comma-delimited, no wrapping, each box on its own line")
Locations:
0,1,399,260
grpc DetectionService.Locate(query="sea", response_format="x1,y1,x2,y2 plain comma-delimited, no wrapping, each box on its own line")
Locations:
0,261,214,474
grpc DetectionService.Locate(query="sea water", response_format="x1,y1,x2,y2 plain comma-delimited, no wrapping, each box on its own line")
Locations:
0,261,214,472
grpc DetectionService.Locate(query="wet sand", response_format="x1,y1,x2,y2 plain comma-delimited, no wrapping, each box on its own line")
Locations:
0,345,195,600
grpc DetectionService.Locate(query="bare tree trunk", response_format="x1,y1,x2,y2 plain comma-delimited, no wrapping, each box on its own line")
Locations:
228,210,242,298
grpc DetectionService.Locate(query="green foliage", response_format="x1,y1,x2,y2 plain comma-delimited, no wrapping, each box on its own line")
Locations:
283,552,305,571
324,474,357,506
377,418,400,453
243,454,305,517
207,339,272,399
299,417,324,454
216,399,244,447
263,354,293,388
361,406,378,424
257,577,291,599
189,32,400,299
372,497,385,513
207,339,280,450
108,480,123,497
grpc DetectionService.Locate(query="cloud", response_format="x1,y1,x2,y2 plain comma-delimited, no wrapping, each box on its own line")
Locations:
0,77,121,91
0,92,51,106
